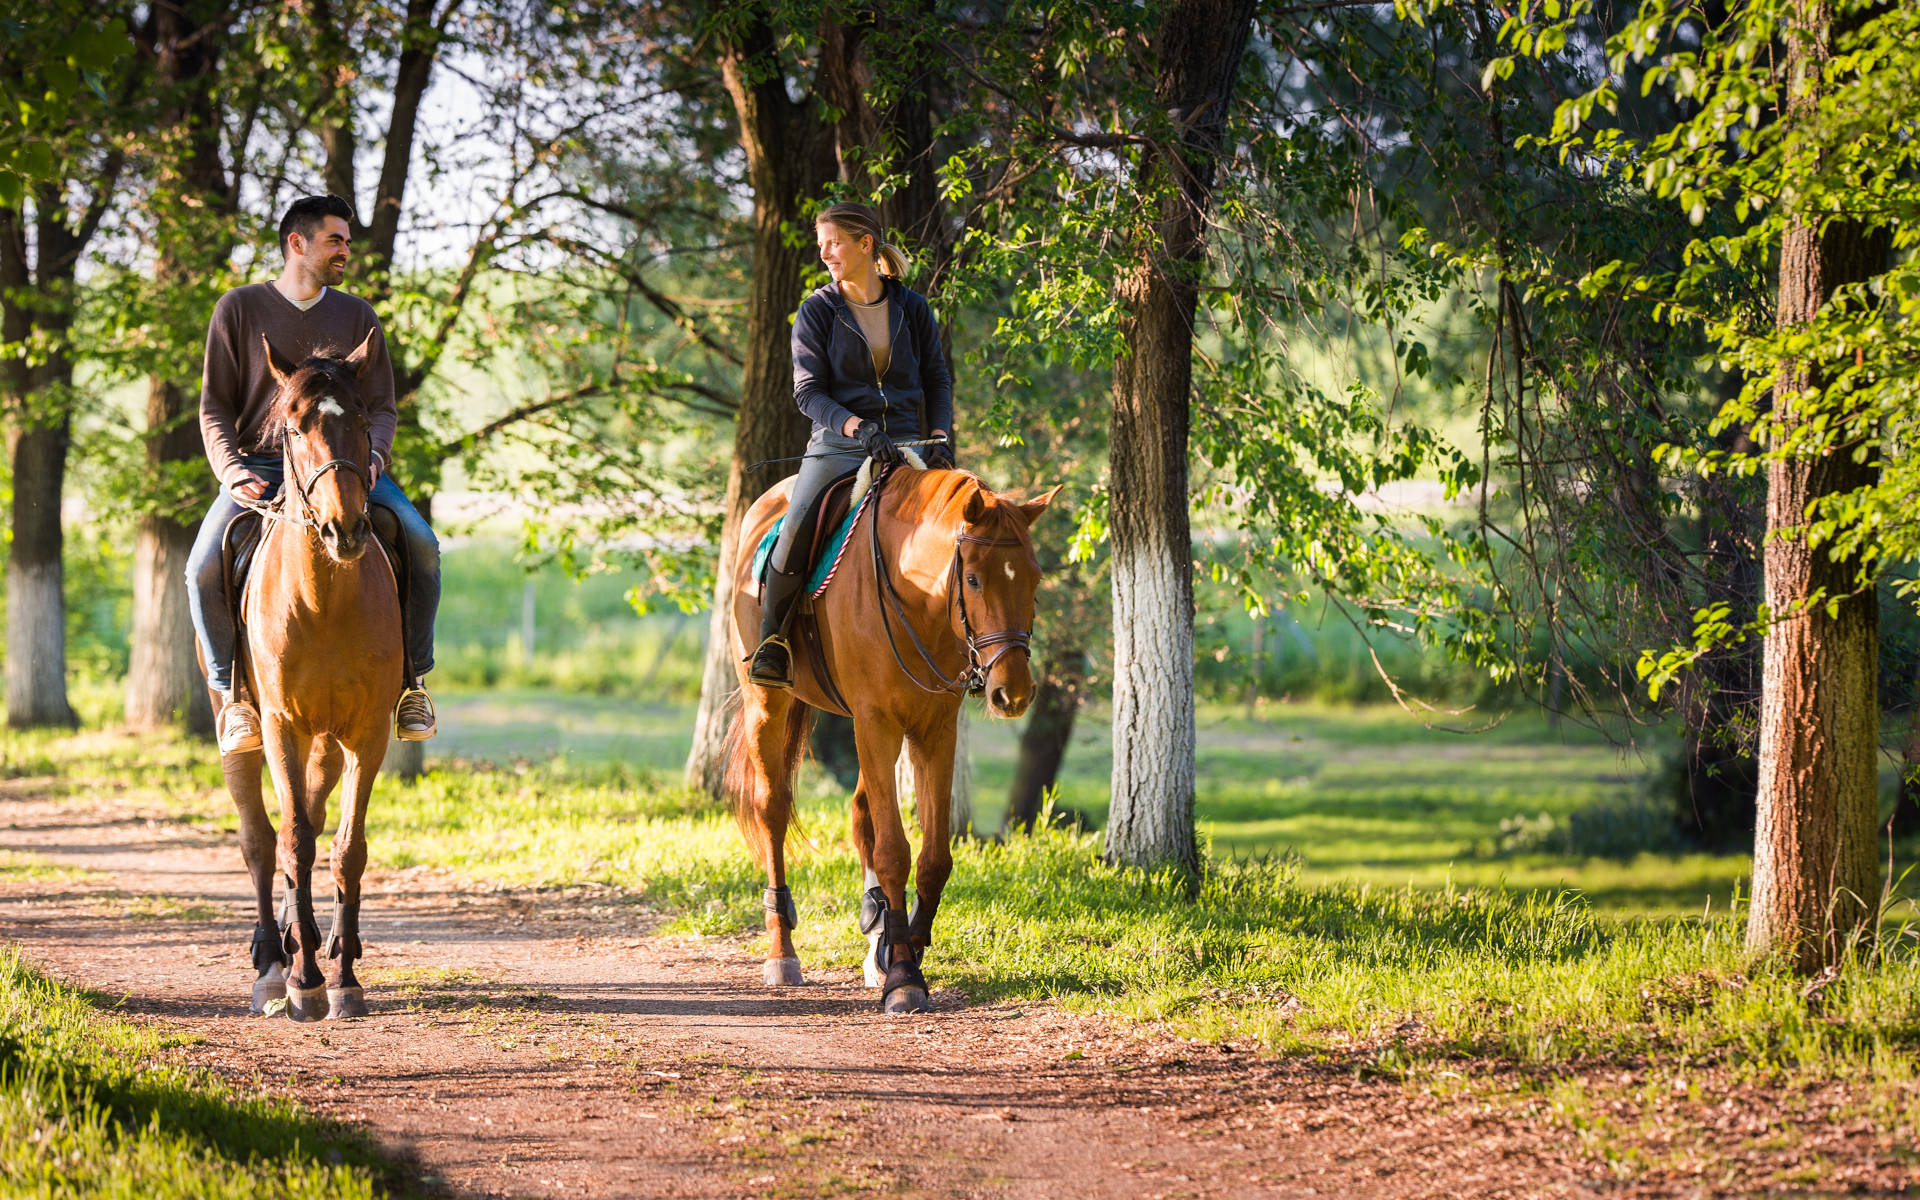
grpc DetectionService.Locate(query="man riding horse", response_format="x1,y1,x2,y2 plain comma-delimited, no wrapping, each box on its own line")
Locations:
186,194,440,754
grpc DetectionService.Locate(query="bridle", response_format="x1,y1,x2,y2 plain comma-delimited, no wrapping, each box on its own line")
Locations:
235,406,372,531
869,472,1034,697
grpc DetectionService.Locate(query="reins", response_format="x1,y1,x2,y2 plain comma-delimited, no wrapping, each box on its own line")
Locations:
235,417,373,531
867,469,1034,696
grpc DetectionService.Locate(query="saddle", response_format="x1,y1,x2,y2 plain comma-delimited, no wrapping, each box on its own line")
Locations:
751,469,863,602
222,504,413,698
750,469,869,716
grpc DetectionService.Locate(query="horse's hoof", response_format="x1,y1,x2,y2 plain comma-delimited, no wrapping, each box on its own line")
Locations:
285,983,329,1022
326,986,368,1020
763,958,803,987
250,965,287,1015
863,935,885,989
879,959,930,1015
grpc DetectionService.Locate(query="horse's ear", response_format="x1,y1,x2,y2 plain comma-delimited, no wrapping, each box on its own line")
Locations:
343,327,379,380
963,490,987,523
1016,484,1065,527
260,334,295,393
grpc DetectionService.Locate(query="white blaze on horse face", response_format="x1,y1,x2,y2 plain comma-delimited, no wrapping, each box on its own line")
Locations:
318,396,345,417
1003,561,1017,582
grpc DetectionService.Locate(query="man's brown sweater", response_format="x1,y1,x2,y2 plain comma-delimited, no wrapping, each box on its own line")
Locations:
198,282,398,486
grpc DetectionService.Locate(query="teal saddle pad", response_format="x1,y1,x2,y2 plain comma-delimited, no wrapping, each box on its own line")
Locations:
751,498,863,597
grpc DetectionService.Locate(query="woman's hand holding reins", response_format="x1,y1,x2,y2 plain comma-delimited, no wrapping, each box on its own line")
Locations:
853,419,903,466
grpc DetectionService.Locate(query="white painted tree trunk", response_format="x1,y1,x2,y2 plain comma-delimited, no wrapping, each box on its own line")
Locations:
896,705,972,837
6,561,74,728
1105,541,1197,871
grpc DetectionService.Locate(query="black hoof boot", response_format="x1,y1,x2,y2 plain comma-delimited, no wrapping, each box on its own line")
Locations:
881,958,930,1015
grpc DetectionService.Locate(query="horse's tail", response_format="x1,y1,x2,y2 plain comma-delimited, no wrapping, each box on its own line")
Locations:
722,691,814,870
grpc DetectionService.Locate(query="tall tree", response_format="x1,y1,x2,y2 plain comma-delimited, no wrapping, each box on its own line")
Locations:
124,0,233,733
1102,0,1256,878
0,10,130,728
684,3,848,796
1746,0,1887,969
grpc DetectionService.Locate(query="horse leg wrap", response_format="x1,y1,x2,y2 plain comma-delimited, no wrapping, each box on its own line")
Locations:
908,896,939,949
858,885,887,935
762,886,799,931
279,878,301,957
250,922,287,972
881,907,914,959
325,892,363,960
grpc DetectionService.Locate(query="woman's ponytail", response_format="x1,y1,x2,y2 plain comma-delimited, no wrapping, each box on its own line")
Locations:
817,201,910,278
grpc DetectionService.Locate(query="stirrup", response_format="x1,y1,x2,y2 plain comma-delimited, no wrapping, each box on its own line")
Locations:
394,686,436,741
748,635,793,689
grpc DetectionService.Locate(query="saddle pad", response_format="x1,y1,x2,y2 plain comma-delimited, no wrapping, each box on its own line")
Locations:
753,501,859,598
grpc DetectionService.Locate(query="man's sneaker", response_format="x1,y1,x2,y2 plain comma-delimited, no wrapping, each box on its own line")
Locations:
395,687,437,741
218,700,264,755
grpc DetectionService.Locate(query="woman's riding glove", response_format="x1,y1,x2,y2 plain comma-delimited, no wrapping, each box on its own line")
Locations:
925,441,955,470
854,420,903,466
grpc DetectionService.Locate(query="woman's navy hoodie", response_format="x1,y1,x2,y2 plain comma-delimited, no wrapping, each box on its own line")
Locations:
791,278,952,440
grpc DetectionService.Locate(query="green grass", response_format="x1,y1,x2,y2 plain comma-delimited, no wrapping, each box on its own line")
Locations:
7,710,1919,1090
0,947,402,1198
429,691,1757,914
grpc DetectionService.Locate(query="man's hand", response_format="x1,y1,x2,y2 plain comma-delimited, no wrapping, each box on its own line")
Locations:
231,474,270,503
370,451,384,486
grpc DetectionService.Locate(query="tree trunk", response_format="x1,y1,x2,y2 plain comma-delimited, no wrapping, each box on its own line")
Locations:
1103,0,1255,879
1007,652,1085,834
6,416,77,728
126,3,224,734
1746,0,1888,971
125,509,209,731
685,13,837,796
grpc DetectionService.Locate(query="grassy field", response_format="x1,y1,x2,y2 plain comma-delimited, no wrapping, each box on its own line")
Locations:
0,947,401,1199
430,690,1757,915
6,719,1919,1097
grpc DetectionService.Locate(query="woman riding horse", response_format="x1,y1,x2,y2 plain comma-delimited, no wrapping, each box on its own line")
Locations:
729,202,1059,1013
746,201,955,689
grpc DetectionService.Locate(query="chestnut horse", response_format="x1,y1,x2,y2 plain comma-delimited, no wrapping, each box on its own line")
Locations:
726,465,1058,1013
210,332,405,1022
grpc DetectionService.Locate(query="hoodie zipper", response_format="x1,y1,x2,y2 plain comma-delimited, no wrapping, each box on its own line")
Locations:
834,281,902,435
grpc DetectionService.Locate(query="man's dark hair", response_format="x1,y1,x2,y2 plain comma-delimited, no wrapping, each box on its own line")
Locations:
278,195,355,259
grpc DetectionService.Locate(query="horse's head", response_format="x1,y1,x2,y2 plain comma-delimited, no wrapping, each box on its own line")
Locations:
263,331,378,564
953,483,1063,719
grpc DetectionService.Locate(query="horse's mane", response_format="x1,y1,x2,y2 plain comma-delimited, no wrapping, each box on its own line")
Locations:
888,469,1030,548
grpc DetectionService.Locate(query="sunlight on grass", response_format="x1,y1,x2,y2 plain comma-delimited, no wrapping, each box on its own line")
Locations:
8,711,1919,1086
0,947,397,1199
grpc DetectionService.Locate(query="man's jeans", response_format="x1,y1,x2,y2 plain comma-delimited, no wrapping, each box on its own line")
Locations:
185,454,440,695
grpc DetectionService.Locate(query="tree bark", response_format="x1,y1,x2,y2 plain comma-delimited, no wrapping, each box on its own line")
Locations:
1,182,96,729
684,10,838,796
1102,0,1255,879
1007,651,1086,834
126,1,225,734
6,416,76,728
1746,0,1888,971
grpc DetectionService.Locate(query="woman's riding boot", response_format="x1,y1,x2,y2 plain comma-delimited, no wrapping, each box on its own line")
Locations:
749,563,806,689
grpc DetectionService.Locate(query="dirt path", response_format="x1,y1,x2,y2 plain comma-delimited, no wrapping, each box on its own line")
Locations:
0,788,1867,1200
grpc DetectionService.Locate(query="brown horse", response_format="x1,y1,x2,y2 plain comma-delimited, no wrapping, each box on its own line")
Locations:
210,332,405,1022
725,464,1059,1013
